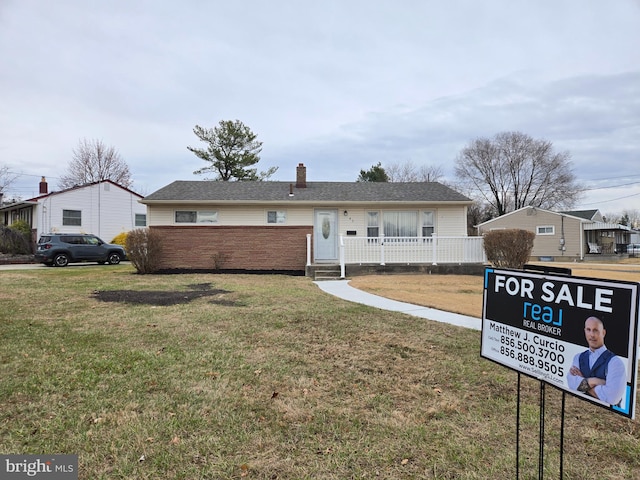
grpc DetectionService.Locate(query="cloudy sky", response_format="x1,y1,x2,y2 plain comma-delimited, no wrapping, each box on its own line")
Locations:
1,1,639,216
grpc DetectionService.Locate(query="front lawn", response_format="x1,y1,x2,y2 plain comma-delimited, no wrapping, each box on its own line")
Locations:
1,266,639,479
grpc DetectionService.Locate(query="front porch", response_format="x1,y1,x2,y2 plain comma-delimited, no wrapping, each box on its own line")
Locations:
584,222,633,255
306,234,487,279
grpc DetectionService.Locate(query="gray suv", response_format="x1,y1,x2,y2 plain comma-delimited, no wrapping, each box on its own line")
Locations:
35,234,126,267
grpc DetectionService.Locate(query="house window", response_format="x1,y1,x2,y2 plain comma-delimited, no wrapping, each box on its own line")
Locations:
366,211,379,238
267,210,286,224
422,211,435,237
175,210,218,224
175,211,196,223
197,211,218,223
537,225,554,235
135,214,147,227
62,209,82,226
383,211,418,237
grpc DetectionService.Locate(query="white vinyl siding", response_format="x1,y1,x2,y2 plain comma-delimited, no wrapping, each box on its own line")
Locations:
33,181,147,242
149,205,313,226
435,208,467,235
147,204,470,236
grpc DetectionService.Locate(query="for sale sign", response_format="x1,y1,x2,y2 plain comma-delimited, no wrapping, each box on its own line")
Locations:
481,267,639,419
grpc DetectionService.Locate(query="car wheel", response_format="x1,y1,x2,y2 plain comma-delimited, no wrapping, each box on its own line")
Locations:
53,253,69,267
107,252,121,265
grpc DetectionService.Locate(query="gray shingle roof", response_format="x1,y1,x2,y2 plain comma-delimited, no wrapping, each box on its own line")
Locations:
142,181,472,204
560,209,600,221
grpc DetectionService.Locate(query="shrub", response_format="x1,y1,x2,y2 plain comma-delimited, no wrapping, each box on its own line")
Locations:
110,232,128,246
10,219,32,238
211,252,228,270
0,223,33,254
483,229,535,269
125,228,162,274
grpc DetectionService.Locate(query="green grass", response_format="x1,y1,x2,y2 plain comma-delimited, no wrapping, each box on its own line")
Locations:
1,266,639,479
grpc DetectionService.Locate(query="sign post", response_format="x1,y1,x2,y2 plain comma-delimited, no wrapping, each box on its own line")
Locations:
481,266,639,478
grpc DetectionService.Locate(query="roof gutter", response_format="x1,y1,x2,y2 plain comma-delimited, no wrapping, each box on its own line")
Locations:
140,200,473,206
0,201,38,212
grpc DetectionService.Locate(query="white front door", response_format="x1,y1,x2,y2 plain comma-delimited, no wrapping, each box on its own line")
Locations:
314,209,338,262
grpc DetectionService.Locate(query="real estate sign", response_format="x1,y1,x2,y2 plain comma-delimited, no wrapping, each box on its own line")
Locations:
481,267,639,419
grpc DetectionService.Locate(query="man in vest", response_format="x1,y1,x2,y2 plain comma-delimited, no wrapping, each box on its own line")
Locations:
567,316,626,406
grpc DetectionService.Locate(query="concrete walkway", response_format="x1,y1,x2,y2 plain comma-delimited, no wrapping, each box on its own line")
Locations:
314,280,481,330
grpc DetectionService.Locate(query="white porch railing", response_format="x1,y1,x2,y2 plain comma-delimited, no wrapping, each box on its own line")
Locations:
341,234,486,264
306,234,486,276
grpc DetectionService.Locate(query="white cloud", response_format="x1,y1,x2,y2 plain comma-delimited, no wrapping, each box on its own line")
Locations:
1,0,639,213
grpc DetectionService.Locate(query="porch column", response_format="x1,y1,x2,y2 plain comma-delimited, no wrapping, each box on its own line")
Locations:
432,234,438,265
339,235,345,278
306,234,311,266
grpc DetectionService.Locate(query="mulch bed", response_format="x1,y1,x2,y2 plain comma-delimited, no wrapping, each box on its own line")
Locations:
0,254,36,264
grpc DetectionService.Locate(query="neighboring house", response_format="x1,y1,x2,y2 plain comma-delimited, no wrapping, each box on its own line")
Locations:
141,163,475,273
0,177,147,244
476,206,634,261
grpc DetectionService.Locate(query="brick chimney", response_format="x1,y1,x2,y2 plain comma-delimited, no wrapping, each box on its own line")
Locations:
296,163,307,188
39,176,48,194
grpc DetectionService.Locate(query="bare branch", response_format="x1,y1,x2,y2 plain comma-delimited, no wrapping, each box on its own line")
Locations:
386,161,444,182
454,132,581,216
0,164,18,195
58,139,133,189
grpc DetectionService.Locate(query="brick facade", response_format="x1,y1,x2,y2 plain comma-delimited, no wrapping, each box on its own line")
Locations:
151,225,312,272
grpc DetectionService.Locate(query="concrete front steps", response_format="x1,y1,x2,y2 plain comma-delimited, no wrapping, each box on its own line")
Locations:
307,264,342,281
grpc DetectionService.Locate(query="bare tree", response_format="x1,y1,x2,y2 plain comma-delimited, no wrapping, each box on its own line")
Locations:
454,131,581,216
466,200,496,235
58,139,133,189
0,164,18,201
386,161,444,182
615,209,640,229
416,164,445,182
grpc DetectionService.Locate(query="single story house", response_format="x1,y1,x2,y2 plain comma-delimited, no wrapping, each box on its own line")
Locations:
476,206,634,261
0,177,147,244
141,163,477,274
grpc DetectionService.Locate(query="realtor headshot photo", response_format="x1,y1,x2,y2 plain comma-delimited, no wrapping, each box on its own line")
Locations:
566,316,627,406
